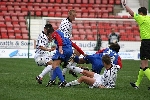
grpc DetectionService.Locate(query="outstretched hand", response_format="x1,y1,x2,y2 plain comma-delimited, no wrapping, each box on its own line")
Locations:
83,54,87,57
59,47,63,54
51,47,56,51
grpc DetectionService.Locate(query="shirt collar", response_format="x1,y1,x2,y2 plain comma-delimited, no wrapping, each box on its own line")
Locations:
106,64,113,70
42,31,47,35
67,17,72,23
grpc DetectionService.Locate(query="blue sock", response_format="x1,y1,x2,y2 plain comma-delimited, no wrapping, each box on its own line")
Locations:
51,68,57,81
55,67,65,82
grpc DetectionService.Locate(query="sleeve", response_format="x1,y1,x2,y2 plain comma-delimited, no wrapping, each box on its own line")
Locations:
104,75,116,89
106,66,119,88
51,31,63,46
96,49,105,54
133,13,144,25
71,41,85,55
117,56,122,69
108,33,111,38
106,78,116,88
59,19,71,36
39,34,47,47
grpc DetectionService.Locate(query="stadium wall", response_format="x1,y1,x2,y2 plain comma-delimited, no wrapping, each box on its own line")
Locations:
0,49,140,60
139,0,149,12
0,39,141,60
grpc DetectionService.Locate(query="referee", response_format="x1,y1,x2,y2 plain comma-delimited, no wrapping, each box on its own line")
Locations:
122,0,150,90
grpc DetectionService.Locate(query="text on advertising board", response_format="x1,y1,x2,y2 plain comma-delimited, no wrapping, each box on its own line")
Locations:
0,40,35,49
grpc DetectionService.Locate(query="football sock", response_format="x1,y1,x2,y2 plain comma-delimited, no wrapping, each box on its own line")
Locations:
64,62,77,75
55,67,65,82
49,69,53,80
51,68,57,81
65,80,80,87
62,68,68,75
143,68,150,80
71,62,77,66
39,65,52,78
135,69,144,87
68,66,83,73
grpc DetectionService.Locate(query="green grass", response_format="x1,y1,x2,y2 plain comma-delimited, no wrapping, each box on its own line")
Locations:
0,59,150,100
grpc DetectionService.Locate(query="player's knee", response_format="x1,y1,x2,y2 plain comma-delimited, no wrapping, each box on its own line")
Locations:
82,70,89,75
62,61,68,68
73,56,79,63
46,61,52,65
80,76,86,80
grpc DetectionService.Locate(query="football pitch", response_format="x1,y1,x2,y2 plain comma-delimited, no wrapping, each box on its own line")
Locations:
0,58,149,100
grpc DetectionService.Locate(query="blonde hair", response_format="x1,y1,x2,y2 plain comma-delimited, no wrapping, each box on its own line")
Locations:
68,9,76,16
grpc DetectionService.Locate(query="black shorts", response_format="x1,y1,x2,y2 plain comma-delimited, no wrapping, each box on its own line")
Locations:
140,39,150,60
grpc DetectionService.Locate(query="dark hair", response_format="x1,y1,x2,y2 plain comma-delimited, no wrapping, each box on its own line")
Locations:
138,7,147,15
109,43,120,53
44,24,54,35
102,54,111,65
47,28,54,35
44,24,53,30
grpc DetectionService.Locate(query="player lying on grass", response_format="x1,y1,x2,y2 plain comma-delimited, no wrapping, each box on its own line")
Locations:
65,54,121,88
63,43,122,79
34,24,56,84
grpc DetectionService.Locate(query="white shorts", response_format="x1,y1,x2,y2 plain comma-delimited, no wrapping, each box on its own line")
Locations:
34,53,52,66
92,73,103,88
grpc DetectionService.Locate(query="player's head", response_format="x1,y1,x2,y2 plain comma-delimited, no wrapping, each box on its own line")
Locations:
44,24,53,34
68,9,76,21
47,27,54,42
138,7,147,15
111,28,115,33
102,54,111,65
109,43,120,53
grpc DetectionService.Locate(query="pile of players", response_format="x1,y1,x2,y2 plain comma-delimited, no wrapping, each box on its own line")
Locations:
35,0,150,89
34,9,122,88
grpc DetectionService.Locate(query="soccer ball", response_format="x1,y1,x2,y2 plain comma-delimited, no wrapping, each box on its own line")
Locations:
35,56,46,66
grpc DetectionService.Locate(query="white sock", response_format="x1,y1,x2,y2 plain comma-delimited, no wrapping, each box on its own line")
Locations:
62,68,68,75
62,62,77,76
71,62,77,66
65,80,80,87
67,66,83,73
39,65,52,78
49,69,53,80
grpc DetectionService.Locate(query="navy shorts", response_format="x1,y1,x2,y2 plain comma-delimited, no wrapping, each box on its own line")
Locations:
140,39,150,60
52,45,73,62
84,54,104,74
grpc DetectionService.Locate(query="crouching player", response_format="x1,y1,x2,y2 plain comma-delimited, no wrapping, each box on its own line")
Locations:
34,24,55,84
65,54,121,88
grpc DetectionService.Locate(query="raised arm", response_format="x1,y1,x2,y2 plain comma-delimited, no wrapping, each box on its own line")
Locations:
122,0,134,17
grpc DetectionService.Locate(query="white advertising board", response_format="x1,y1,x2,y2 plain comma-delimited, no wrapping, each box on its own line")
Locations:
0,40,35,49
0,49,35,58
0,49,140,60
0,49,56,58
72,41,141,52
101,41,141,52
